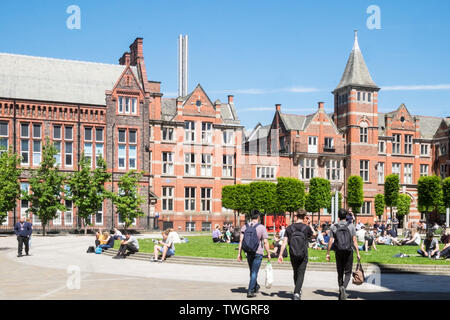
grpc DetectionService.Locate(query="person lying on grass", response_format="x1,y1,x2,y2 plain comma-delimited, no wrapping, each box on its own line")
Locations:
153,229,175,262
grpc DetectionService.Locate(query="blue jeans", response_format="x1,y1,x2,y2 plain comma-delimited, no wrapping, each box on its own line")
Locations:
246,253,263,293
99,244,112,250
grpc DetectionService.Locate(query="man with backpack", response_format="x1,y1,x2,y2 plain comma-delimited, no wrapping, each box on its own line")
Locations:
326,208,361,300
277,212,315,300
237,210,271,298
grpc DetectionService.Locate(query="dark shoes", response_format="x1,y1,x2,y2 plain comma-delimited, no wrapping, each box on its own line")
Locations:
255,284,260,293
113,255,125,259
339,286,347,300
17,254,22,258
293,293,301,300
247,292,257,298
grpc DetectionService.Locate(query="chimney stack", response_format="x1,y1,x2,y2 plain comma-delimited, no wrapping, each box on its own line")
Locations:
228,95,234,104
276,104,281,112
119,52,131,66
130,38,144,66
318,102,324,110
178,35,189,97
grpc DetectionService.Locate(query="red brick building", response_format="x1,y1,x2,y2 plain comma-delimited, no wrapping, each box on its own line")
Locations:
0,34,448,232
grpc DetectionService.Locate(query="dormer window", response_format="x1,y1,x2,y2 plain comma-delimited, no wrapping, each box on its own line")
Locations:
118,96,138,115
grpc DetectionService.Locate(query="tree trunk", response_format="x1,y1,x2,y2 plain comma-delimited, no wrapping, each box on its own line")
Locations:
318,210,321,226
84,219,88,235
42,223,46,237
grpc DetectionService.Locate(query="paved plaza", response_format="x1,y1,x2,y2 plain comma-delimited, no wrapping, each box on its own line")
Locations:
0,235,449,300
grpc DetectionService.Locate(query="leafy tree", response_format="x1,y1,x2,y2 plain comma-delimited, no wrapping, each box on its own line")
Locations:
276,177,305,222
384,174,399,220
374,194,385,217
443,177,450,209
23,139,66,236
397,194,411,217
68,155,111,234
249,181,278,225
111,170,145,230
0,148,22,225
418,175,443,228
307,178,331,225
347,175,364,215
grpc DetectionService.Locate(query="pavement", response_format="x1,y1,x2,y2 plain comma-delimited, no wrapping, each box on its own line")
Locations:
0,235,449,300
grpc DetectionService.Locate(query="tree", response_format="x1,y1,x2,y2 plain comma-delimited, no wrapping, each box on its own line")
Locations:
384,174,400,221
0,148,22,225
307,178,331,225
276,177,305,223
249,181,277,225
374,194,385,218
68,155,111,234
418,175,443,228
443,177,450,209
347,176,364,215
111,170,145,231
396,194,411,227
23,139,66,236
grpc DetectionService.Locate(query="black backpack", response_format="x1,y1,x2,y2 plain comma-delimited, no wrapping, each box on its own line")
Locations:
242,223,261,254
288,224,308,258
334,223,353,252
86,246,95,253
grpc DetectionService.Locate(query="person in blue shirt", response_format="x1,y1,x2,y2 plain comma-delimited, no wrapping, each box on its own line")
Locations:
14,216,33,257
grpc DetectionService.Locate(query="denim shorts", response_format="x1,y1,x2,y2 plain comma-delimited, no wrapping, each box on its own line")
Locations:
160,247,175,256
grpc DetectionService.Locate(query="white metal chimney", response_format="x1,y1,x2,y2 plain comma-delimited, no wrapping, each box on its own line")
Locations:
178,34,189,97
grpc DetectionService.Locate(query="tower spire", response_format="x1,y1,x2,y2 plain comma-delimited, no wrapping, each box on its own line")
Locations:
353,30,360,51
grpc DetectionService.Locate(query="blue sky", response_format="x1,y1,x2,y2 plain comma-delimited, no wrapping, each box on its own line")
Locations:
0,0,449,130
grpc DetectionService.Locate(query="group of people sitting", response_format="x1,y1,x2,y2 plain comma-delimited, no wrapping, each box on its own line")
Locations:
212,223,239,243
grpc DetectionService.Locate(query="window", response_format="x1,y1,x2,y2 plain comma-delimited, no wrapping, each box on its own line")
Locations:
223,130,234,145
20,123,29,138
377,162,385,184
20,183,30,219
185,121,195,143
96,143,104,167
360,160,369,182
326,160,341,181
308,136,318,153
54,141,61,166
440,143,448,156
357,92,361,101
441,164,448,179
84,127,92,141
201,154,212,176
95,205,103,226
368,93,372,102
392,163,401,179
96,128,104,142
359,124,368,143
64,200,73,226
378,141,385,154
53,125,61,140
185,187,196,211
324,138,334,150
300,159,316,180
361,202,371,215
186,222,196,232
393,134,401,154
21,140,29,165
404,135,413,155
257,167,275,179
201,188,212,212
118,129,138,170
33,124,41,139
162,127,174,142
162,187,174,211
185,153,196,175
118,96,138,115
65,126,73,167
84,143,93,166
33,140,41,166
202,222,212,232
162,152,174,175
404,164,413,184
201,122,212,144
420,144,429,156
223,155,233,177
420,164,429,177
0,122,8,155
53,210,62,226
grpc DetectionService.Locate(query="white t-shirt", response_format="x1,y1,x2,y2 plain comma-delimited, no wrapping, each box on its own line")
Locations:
169,231,182,244
411,233,421,246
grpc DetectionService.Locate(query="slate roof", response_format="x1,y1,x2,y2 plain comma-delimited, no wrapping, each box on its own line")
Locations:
334,32,378,92
378,111,444,139
0,52,139,106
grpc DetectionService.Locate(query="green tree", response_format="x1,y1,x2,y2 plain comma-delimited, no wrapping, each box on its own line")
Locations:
23,139,66,236
68,155,111,234
276,177,305,222
347,175,364,215
0,148,22,224
249,181,277,225
443,177,450,209
307,177,331,225
396,194,411,226
384,174,400,220
374,194,385,217
111,170,145,231
418,175,443,228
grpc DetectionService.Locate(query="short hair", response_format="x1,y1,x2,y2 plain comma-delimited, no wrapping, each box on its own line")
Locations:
251,210,260,220
426,231,434,238
338,208,348,220
124,231,131,236
295,212,306,220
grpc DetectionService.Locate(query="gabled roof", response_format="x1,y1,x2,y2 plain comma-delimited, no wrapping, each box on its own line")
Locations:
0,52,139,105
278,113,308,131
161,98,177,121
334,31,378,92
246,123,271,142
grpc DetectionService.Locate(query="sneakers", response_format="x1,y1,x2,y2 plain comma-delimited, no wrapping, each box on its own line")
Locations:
247,292,256,298
113,255,125,259
293,293,301,300
254,284,260,293
17,254,23,258
339,286,347,300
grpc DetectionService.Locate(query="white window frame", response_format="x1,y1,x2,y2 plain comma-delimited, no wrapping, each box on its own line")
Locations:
324,137,334,150
201,154,212,176
222,155,233,177
404,135,413,155
308,136,318,153
201,188,212,212
299,158,316,180
184,153,196,176
201,122,212,144
162,127,174,142
378,162,385,184
404,164,413,184
361,202,371,215
162,187,174,211
393,134,401,154
185,121,195,143
162,152,174,175
378,141,385,154
326,159,341,181
420,164,429,177
64,199,73,226
360,160,369,182
392,163,401,180
184,187,196,211
257,166,275,179
420,144,429,156
223,130,234,145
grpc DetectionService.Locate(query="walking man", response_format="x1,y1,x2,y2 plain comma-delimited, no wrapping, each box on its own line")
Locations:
278,212,315,300
14,216,33,257
326,208,361,300
237,210,271,298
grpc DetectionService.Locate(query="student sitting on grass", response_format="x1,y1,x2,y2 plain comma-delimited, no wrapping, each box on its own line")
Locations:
113,232,139,259
98,231,115,251
212,224,224,243
95,229,104,247
418,232,440,259
153,229,175,262
437,230,450,259
264,234,287,258
359,228,377,252
401,228,421,246
313,227,329,250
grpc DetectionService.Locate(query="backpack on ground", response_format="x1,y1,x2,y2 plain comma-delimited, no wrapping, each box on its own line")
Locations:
86,246,95,253
289,224,308,258
334,223,353,252
242,223,261,254
95,246,102,254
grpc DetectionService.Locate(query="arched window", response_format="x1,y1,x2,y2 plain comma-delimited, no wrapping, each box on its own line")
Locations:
359,121,369,143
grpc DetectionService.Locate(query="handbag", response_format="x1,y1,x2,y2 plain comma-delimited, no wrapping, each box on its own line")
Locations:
352,259,365,285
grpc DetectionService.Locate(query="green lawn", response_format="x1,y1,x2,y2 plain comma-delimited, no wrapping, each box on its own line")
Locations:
133,236,449,265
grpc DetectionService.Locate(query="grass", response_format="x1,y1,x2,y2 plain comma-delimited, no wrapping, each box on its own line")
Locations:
131,236,450,266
